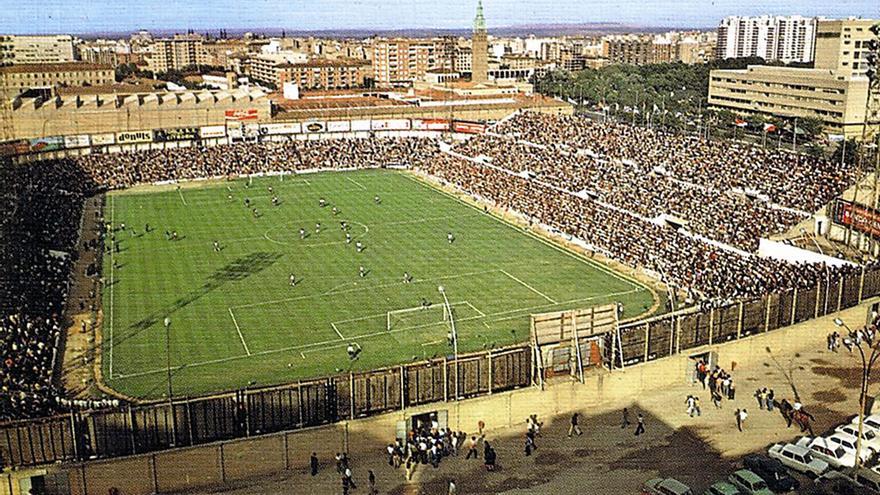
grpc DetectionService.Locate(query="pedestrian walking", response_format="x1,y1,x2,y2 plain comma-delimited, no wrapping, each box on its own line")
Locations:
634,413,645,436
712,389,723,409
344,467,357,489
767,389,775,412
310,452,319,476
568,412,583,437
621,407,631,429
448,479,457,495
736,409,748,432
368,470,376,494
465,435,479,459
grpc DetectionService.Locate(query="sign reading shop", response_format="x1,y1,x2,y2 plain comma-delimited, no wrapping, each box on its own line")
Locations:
154,127,200,142
115,130,154,144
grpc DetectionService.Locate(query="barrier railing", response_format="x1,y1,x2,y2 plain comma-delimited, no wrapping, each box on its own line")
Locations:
0,345,531,467
2,267,877,469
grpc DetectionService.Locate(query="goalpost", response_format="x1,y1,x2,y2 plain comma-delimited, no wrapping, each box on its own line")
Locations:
386,303,450,331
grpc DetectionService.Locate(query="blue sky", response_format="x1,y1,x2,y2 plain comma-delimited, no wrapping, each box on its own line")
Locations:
0,0,876,34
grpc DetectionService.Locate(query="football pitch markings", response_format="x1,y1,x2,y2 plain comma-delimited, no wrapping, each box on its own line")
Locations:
111,287,640,380
102,170,654,395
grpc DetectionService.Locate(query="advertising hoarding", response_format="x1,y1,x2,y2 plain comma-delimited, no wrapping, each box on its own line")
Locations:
115,130,155,144
29,136,64,152
63,135,91,149
327,120,350,132
199,126,227,138
154,127,200,142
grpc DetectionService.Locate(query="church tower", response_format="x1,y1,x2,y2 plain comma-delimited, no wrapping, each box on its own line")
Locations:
471,0,488,84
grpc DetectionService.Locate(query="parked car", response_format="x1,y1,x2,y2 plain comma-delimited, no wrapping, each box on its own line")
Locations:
703,481,743,495
644,477,694,495
727,469,774,495
742,454,800,492
798,436,859,469
768,442,829,477
816,469,879,494
825,433,874,464
837,424,880,454
851,414,880,434
852,467,880,492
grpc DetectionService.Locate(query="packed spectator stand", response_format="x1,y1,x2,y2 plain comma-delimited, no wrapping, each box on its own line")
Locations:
0,114,866,421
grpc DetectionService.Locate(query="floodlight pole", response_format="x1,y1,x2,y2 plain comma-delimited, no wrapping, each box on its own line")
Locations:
439,286,459,400
834,317,880,469
164,316,177,445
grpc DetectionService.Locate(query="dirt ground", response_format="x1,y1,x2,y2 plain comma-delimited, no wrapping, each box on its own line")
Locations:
182,313,867,495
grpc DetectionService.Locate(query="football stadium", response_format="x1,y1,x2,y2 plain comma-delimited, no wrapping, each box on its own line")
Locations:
3,71,880,495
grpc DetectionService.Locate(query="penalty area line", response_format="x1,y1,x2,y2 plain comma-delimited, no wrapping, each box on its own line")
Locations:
346,176,368,191
331,322,345,340
228,308,251,356
500,269,557,304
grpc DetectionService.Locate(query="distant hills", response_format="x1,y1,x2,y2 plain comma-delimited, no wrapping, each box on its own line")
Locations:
78,22,711,40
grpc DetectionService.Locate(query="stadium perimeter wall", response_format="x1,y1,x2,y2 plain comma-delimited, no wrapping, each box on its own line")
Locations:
3,253,879,470
0,297,873,495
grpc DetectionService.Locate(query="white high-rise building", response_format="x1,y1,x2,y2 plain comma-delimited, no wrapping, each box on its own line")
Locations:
715,15,817,63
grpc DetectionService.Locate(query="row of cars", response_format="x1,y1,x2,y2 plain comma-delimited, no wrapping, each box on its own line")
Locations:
642,414,880,495
643,455,798,495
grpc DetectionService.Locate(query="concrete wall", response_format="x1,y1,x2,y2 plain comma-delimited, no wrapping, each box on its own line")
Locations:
30,297,873,495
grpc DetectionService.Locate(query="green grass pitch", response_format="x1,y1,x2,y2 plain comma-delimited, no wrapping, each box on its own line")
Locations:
101,169,656,399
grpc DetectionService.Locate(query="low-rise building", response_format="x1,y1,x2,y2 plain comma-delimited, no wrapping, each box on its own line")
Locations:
2,87,270,141
708,65,877,139
277,58,371,90
0,63,115,95
708,17,879,140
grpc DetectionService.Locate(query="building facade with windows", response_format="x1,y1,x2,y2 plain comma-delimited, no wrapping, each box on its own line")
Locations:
715,15,816,63
709,18,879,139
708,65,874,138
0,35,77,65
371,38,437,86
277,58,371,90
814,18,878,77
146,35,207,73
0,63,115,95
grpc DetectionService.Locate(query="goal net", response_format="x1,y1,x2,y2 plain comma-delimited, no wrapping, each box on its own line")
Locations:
387,303,451,332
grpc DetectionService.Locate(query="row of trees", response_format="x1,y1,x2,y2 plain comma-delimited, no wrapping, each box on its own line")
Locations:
532,58,839,157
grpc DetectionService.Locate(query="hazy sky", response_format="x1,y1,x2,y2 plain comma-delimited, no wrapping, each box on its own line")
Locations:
0,0,877,35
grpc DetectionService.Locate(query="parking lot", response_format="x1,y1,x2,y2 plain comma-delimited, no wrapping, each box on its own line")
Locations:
186,306,877,495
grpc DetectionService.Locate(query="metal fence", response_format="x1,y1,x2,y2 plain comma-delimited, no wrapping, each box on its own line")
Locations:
3,267,877,469
0,345,531,467
611,267,877,366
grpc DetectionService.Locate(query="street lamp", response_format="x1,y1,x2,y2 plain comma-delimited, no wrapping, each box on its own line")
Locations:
834,317,880,468
163,316,177,445
438,285,460,400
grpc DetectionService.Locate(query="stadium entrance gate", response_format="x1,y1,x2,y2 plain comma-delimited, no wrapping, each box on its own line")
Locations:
530,304,620,388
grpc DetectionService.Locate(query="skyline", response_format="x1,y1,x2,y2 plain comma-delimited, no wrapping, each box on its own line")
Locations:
0,0,877,36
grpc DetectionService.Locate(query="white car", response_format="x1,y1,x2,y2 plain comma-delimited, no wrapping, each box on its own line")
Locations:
835,424,880,454
768,442,829,477
797,436,858,469
825,433,873,464
851,414,880,433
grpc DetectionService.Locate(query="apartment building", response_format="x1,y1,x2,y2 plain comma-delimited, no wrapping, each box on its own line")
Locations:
146,35,207,73
715,15,816,63
0,35,76,65
708,18,879,140
371,38,437,86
